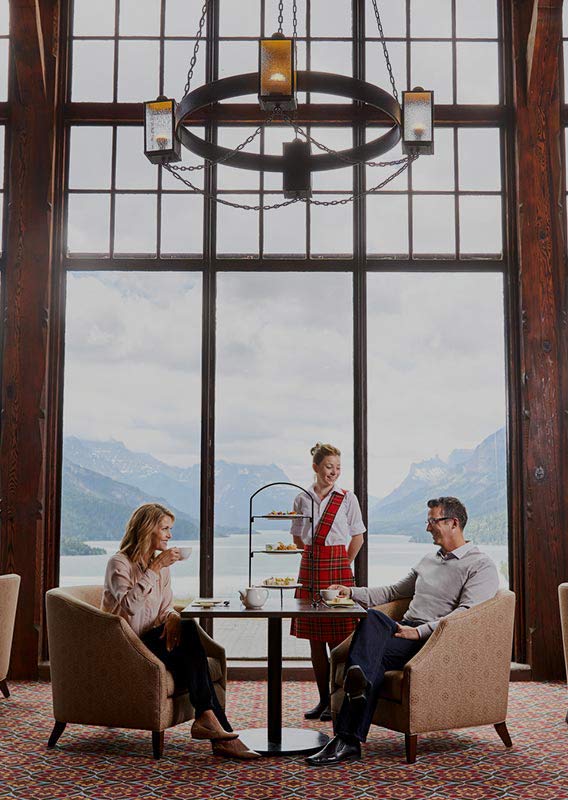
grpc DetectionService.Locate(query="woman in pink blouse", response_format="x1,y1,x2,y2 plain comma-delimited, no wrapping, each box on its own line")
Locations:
102,502,259,760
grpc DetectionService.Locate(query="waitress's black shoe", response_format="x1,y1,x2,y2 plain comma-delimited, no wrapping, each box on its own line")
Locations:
304,699,329,720
306,735,361,766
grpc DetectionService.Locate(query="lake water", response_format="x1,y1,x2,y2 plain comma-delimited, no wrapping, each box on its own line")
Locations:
60,532,508,659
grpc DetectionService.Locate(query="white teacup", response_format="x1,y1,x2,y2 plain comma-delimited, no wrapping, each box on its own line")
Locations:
177,546,193,560
321,588,339,602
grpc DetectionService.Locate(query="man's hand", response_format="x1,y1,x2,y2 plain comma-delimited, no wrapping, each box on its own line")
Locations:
328,584,351,598
150,548,181,573
160,612,181,652
394,623,420,640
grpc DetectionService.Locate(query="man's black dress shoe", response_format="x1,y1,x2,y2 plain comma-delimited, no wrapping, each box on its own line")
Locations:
304,699,329,720
306,735,361,766
319,705,332,721
343,664,370,711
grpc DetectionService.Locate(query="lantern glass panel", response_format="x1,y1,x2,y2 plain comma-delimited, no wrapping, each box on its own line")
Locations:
403,92,433,145
260,38,293,99
145,100,174,153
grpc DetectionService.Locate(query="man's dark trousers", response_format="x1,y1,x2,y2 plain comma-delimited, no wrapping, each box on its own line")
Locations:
335,609,423,743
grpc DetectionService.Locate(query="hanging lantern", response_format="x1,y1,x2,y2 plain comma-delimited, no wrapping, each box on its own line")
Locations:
283,139,311,199
144,96,181,164
402,87,434,156
259,33,297,111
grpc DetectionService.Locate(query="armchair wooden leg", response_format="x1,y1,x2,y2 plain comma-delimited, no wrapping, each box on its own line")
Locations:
47,721,67,748
152,731,164,759
0,679,10,698
405,733,417,763
494,722,512,748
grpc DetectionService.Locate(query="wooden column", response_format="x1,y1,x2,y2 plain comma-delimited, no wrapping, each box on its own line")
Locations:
0,0,59,678
511,0,568,679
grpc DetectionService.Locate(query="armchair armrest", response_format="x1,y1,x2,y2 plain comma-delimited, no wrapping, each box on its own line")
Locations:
371,597,412,620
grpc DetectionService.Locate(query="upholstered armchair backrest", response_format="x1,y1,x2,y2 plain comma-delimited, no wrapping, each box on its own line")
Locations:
0,574,21,682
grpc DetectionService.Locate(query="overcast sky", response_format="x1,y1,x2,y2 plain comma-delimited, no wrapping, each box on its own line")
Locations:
63,269,506,498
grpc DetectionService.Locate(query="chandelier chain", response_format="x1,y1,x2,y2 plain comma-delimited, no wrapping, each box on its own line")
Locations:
281,112,410,168
371,0,399,102
292,0,298,38
307,156,416,206
277,0,284,34
183,0,211,98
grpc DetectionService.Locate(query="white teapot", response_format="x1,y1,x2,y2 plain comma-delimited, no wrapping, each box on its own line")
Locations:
239,586,269,609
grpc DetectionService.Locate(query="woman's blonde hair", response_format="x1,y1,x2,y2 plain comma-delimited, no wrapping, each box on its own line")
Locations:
311,442,341,466
119,503,175,567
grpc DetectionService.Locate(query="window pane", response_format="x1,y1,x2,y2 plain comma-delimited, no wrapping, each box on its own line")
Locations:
263,201,306,256
219,0,260,36
411,42,453,104
457,43,499,104
0,0,8,35
116,127,158,191
0,38,7,101
69,127,113,190
67,194,111,255
310,197,353,256
60,271,202,602
458,128,501,191
219,40,258,82
119,0,161,36
411,128,454,192
311,128,353,192
118,41,160,102
72,41,115,101
164,40,206,99
366,41,406,100
410,0,452,38
456,0,498,38
366,134,408,192
367,273,508,587
412,194,455,256
366,194,409,256
310,0,351,38
366,0,405,38
215,272,353,658
165,0,205,37
459,195,502,257
161,129,205,191
310,42,352,103
217,196,260,256
161,193,203,256
73,0,115,35
265,0,307,37
217,128,261,191
114,194,157,255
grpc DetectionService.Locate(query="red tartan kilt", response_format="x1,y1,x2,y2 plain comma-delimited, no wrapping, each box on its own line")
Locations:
290,544,357,643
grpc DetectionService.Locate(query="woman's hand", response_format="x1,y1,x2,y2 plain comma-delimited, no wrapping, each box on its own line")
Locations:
149,548,181,573
328,584,352,598
160,612,182,651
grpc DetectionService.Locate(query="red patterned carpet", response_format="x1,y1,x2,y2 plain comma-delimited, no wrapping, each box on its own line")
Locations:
1,681,567,800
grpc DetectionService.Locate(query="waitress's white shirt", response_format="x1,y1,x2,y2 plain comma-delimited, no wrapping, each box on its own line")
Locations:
290,483,366,547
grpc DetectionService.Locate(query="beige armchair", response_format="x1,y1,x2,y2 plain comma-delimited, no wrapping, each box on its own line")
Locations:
330,589,515,763
559,583,568,723
0,574,21,698
46,585,227,758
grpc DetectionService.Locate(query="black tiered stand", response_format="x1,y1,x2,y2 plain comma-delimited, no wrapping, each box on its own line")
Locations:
248,482,316,605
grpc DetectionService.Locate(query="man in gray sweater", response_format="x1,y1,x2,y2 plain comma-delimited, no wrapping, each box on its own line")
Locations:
307,496,500,766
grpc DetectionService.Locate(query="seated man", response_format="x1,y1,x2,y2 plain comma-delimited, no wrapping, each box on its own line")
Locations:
307,495,499,766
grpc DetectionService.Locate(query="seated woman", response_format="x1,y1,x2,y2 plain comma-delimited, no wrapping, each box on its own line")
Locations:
102,502,259,760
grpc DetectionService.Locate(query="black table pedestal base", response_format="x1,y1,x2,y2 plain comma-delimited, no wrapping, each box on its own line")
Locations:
239,727,329,756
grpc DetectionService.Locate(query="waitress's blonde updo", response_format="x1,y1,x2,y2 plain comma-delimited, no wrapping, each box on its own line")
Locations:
311,442,341,466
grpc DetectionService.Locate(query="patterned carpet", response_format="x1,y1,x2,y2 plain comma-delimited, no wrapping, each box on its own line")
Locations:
0,681,567,800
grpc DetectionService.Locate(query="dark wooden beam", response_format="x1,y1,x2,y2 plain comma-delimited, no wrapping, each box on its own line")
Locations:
0,0,60,678
63,102,509,127
511,0,568,679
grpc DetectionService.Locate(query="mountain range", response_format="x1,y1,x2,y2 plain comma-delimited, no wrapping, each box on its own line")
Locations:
62,427,508,545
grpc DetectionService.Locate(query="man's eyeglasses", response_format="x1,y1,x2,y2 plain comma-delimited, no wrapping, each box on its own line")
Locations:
426,516,452,526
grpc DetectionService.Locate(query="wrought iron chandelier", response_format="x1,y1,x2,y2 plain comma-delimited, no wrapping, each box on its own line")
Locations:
143,0,434,211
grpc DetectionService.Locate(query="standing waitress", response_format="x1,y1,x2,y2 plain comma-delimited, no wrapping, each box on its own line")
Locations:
290,443,365,721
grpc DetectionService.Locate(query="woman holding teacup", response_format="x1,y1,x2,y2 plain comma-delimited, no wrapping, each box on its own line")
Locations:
290,443,365,721
102,502,260,760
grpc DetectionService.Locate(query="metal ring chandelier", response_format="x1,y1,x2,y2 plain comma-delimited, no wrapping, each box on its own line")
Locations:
143,0,435,208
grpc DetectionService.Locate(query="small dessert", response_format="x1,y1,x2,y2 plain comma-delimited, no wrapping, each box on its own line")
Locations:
263,576,296,587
